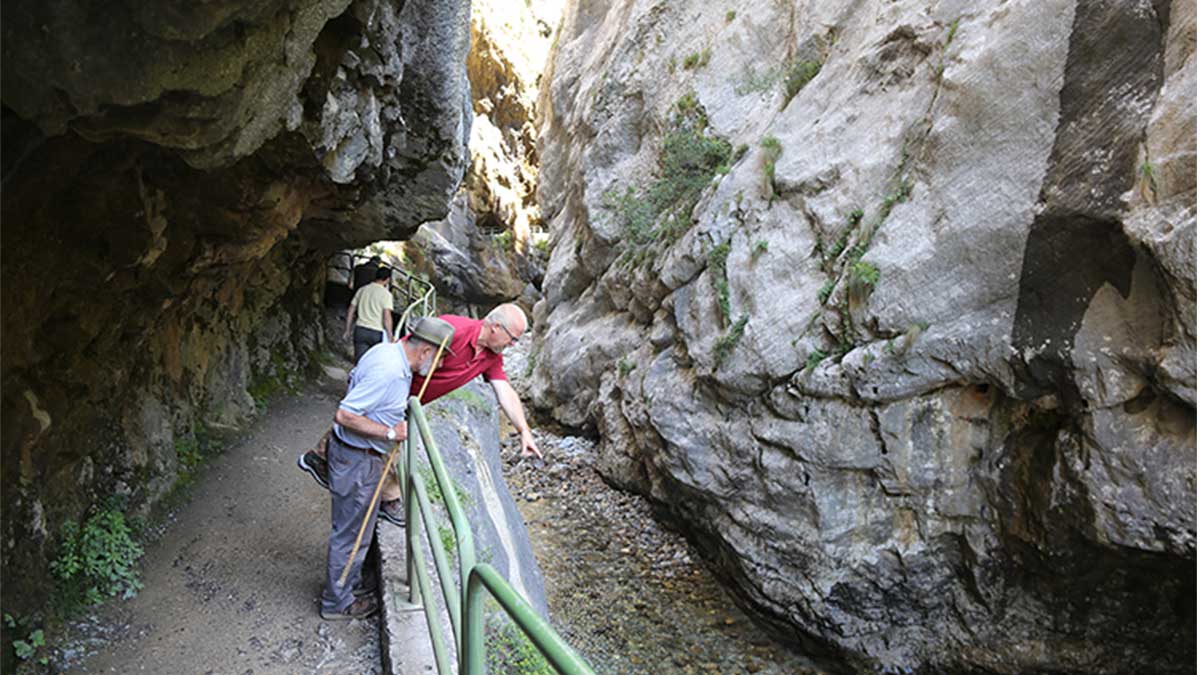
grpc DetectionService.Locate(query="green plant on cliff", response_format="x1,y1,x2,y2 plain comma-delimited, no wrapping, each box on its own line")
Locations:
493,230,515,251
781,59,821,108
708,241,733,323
682,47,711,70
50,503,144,611
760,136,783,201
604,93,732,264
805,349,828,372
714,315,749,366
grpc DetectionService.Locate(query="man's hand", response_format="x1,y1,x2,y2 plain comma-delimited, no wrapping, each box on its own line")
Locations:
519,428,542,459
390,421,408,443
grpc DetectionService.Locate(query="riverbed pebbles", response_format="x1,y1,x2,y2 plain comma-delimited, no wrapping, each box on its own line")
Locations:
504,429,824,675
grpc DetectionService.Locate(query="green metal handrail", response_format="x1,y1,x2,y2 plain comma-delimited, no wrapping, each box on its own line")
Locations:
397,399,595,675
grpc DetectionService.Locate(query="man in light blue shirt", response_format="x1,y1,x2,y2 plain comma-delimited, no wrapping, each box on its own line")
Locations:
320,317,455,620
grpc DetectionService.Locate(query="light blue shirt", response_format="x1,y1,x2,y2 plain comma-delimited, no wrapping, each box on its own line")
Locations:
335,341,413,454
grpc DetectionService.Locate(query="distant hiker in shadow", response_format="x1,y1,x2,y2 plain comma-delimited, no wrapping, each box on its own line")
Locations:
344,266,394,365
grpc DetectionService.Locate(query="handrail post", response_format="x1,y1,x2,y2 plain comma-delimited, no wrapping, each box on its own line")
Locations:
406,432,419,605
462,569,486,675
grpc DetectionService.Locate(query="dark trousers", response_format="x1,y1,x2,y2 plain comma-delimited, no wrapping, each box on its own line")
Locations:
353,326,385,364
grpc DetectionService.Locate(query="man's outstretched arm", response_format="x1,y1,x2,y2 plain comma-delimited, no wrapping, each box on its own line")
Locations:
490,379,541,458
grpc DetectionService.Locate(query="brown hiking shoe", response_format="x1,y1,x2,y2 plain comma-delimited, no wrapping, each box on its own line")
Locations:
320,595,378,621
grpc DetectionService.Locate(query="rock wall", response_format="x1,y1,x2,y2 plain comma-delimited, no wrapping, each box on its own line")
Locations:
403,0,563,312
531,0,1196,672
1,0,471,619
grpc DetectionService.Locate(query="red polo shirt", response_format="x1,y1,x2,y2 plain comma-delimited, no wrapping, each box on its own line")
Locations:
411,315,507,404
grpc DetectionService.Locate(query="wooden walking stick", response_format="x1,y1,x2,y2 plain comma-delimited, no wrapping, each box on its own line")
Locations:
337,332,450,587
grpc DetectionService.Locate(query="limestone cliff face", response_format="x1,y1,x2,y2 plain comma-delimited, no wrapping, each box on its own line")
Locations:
1,0,470,615
403,0,562,312
531,0,1196,672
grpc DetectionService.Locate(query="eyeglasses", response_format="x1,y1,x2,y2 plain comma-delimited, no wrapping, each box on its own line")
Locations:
497,322,520,344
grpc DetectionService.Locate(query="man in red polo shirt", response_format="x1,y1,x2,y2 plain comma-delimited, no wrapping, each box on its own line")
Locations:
298,303,541,524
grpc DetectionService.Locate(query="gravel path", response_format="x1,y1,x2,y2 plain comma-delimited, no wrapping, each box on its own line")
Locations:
58,386,382,675
504,430,826,675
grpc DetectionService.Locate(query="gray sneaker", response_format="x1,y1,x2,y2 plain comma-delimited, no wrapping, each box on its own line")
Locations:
297,450,330,490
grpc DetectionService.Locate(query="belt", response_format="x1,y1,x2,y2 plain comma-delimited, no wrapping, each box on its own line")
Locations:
332,432,375,453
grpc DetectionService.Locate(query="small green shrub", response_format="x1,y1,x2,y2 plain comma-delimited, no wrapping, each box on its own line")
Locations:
682,47,711,70
850,261,880,286
175,436,202,471
817,280,835,304
417,463,473,509
726,10,736,22
781,60,822,108
733,144,749,161
751,240,769,260
946,18,960,46
805,349,828,372
708,241,732,322
51,506,144,609
676,91,700,115
493,230,514,251
532,237,551,256
714,315,749,366
605,96,732,263
760,136,783,198
617,358,637,377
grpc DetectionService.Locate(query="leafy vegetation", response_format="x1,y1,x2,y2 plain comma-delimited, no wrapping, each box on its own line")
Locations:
805,349,828,372
708,241,732,323
50,503,144,611
417,463,473,510
760,136,783,200
945,18,960,46
493,230,515,251
714,315,749,366
5,614,48,666
781,60,821,108
725,10,736,22
603,94,732,266
751,240,769,260
618,358,637,377
817,279,835,304
487,618,554,675
682,47,711,70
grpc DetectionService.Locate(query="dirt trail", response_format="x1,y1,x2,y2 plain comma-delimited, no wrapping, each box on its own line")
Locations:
61,386,382,675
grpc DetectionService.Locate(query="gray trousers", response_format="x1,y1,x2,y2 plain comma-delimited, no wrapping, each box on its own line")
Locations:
322,433,385,613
